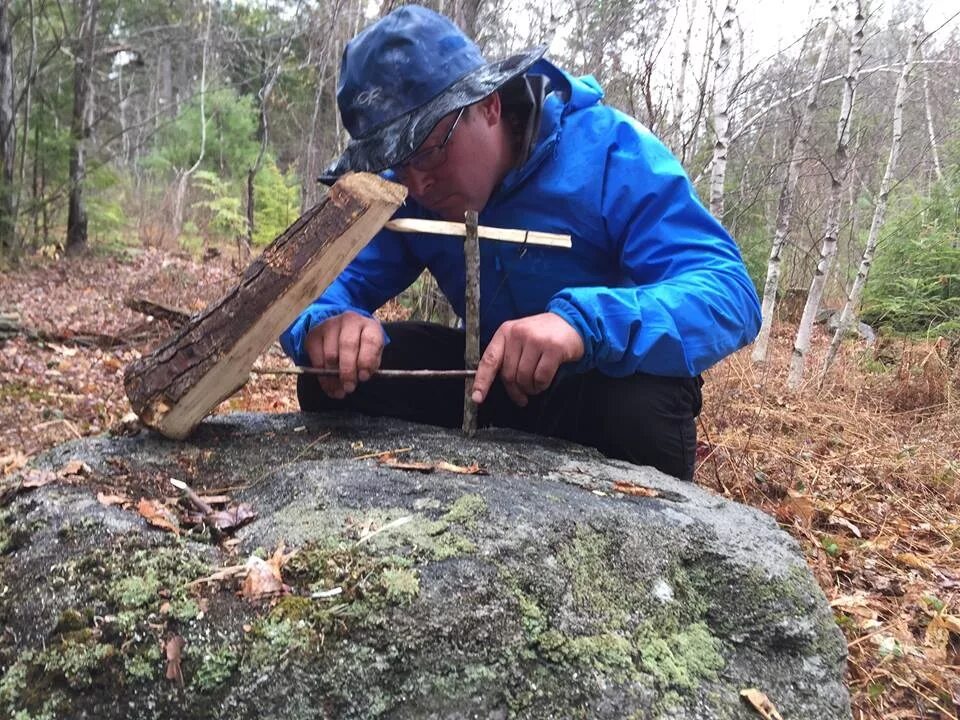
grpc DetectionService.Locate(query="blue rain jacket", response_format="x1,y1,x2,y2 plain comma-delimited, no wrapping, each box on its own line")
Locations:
281,61,761,378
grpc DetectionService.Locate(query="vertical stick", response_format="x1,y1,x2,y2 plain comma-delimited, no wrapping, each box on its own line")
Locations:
462,210,480,436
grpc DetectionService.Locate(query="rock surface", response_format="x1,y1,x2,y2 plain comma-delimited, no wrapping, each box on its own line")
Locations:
0,412,851,719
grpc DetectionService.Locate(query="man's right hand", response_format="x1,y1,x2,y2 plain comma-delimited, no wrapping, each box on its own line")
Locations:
304,312,384,399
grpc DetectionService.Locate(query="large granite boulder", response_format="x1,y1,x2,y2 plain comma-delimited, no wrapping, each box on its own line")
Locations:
0,412,850,719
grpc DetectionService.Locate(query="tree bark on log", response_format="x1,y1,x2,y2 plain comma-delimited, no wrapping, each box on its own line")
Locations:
124,173,407,440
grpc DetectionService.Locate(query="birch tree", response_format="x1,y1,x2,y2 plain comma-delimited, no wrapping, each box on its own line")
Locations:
708,0,737,220
751,2,839,362
171,7,210,240
820,18,919,381
917,40,943,183
787,1,866,389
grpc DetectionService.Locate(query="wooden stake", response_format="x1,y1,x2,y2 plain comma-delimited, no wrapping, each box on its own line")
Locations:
462,210,480,436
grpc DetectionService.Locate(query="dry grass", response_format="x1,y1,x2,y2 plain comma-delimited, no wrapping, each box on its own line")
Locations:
700,325,960,719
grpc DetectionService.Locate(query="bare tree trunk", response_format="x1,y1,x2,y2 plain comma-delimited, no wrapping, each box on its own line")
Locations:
820,19,918,382
751,3,839,362
671,0,694,156
66,0,99,256
708,0,737,220
172,7,210,241
0,0,16,256
787,1,866,390
917,41,943,184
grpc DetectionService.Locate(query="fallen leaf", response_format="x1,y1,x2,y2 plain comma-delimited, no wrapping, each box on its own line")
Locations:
241,557,285,601
830,593,879,621
165,635,185,684
779,489,816,526
240,544,296,602
58,459,91,478
612,481,660,498
740,688,784,720
923,614,950,662
137,498,180,535
21,468,57,488
206,504,257,531
49,343,78,357
0,452,28,476
827,513,862,538
97,492,132,507
941,614,960,635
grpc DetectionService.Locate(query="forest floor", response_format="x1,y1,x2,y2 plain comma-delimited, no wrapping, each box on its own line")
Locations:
1,246,958,719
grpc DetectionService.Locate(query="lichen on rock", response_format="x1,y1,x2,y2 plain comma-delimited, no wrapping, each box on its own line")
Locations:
0,412,851,719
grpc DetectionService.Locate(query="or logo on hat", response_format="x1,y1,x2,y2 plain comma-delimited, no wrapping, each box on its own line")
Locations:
355,87,382,107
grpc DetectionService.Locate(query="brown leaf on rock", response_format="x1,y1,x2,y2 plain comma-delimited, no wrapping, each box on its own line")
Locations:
58,459,92,478
206,504,257,531
97,491,133,508
137,498,180,535
164,635,185,685
20,468,57,488
240,544,296,602
740,688,784,720
612,481,660,498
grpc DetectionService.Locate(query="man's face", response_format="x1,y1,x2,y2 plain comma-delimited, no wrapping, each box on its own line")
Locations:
394,96,509,221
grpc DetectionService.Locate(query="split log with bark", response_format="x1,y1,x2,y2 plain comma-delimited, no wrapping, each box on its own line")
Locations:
123,172,407,440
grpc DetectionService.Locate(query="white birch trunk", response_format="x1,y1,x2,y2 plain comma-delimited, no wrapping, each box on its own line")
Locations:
787,1,866,389
820,21,918,382
708,0,737,220
672,0,694,156
751,3,839,362
172,9,210,241
918,41,943,183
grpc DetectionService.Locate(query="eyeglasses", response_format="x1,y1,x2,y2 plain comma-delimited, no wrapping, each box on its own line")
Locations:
394,107,465,175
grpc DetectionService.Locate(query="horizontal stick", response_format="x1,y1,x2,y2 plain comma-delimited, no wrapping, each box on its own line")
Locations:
251,366,476,378
385,218,572,249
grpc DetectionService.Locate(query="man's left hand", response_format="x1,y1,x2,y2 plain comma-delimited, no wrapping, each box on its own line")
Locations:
471,313,585,407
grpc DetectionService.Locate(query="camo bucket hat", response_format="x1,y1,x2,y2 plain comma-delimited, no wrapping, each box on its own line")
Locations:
321,4,546,181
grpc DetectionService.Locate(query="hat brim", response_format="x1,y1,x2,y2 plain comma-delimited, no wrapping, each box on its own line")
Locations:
320,45,548,183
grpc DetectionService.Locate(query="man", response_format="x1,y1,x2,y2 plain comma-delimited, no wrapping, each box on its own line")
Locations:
281,5,761,480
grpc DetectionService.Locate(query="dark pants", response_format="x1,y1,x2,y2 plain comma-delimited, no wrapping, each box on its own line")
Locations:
296,322,703,480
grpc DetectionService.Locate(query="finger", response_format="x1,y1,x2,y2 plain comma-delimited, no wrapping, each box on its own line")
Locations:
356,320,384,382
319,321,346,399
337,318,364,392
531,351,561,395
503,378,529,407
514,343,542,396
499,324,522,387
471,331,505,404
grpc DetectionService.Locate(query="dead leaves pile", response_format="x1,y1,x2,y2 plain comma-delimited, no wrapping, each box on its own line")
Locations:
700,337,960,719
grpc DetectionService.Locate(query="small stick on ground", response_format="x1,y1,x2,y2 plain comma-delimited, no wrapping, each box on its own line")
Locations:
462,210,480,436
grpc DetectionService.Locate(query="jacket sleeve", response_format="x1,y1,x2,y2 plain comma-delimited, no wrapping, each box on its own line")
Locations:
546,122,761,377
279,228,424,367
